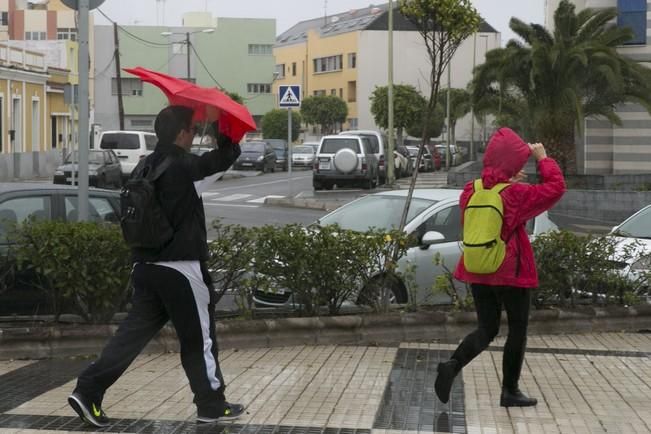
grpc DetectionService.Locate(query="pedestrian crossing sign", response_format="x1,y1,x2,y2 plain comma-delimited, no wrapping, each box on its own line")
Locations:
279,85,301,108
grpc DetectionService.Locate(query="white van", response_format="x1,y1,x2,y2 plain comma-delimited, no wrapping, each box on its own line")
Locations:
338,130,387,183
98,131,157,177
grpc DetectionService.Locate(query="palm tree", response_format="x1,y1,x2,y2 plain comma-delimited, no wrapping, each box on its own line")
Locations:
472,0,651,173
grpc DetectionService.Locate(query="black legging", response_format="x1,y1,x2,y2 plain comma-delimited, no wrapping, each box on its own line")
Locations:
451,284,531,391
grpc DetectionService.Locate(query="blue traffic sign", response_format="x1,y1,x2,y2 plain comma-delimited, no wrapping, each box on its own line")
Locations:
279,85,301,108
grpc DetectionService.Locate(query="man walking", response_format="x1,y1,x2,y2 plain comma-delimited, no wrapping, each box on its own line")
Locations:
434,128,565,407
68,106,244,426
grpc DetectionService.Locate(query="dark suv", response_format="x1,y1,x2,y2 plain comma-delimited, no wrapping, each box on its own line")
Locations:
313,135,379,190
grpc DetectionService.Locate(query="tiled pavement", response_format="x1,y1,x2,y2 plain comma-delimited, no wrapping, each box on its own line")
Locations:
0,333,651,433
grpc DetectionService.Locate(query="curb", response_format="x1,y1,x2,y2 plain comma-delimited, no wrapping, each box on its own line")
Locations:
2,306,651,360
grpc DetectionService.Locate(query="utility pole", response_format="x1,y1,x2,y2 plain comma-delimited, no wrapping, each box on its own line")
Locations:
470,33,476,161
113,22,124,130
386,0,395,186
445,65,451,171
186,32,191,81
77,0,90,221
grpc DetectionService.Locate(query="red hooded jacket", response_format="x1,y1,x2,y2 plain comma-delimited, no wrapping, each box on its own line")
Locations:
453,128,566,288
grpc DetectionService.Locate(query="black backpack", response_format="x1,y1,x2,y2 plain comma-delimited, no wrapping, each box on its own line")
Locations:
120,156,174,249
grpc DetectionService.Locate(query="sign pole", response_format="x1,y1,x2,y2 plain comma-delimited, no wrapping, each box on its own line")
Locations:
288,107,293,196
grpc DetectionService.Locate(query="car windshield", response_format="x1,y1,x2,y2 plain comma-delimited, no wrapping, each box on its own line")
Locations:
100,133,139,150
321,138,360,154
406,147,419,157
616,206,651,238
293,146,314,154
65,151,104,164
318,195,436,232
241,142,265,153
274,149,286,157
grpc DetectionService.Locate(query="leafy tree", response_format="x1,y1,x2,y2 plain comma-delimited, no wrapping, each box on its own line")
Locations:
472,0,651,173
225,91,244,104
406,103,445,140
397,0,480,230
300,95,348,134
370,84,426,146
261,109,302,141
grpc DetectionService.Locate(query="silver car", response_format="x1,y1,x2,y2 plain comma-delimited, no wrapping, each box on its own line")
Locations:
291,145,316,168
253,189,557,307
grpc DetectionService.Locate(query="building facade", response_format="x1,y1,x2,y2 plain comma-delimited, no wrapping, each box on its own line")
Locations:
93,12,276,133
546,0,651,174
274,4,500,140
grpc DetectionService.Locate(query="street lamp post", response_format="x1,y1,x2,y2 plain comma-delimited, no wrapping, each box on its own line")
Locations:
161,28,214,82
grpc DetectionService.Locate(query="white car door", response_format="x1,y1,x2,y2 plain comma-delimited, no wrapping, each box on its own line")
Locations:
402,204,464,304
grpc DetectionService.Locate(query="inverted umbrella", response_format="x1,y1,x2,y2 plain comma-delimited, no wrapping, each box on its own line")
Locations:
124,66,256,143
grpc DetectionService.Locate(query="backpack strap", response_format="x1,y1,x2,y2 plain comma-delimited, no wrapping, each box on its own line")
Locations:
491,183,510,194
146,156,173,181
473,179,484,192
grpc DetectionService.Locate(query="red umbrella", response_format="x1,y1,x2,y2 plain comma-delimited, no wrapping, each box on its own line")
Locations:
124,66,256,143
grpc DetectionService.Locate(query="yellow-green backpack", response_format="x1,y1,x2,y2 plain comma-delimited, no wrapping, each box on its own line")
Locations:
462,179,510,274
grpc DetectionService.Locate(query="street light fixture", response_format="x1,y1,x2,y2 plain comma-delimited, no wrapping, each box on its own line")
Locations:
161,28,215,81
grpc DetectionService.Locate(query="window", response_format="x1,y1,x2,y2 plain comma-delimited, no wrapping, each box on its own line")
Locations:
339,88,343,98
247,83,271,93
248,44,273,55
275,64,285,79
313,90,326,96
415,205,462,243
65,196,119,223
618,0,647,45
330,89,337,96
131,119,153,128
0,196,51,228
40,32,46,40
348,118,359,130
292,62,297,76
144,134,157,150
57,28,77,41
31,100,39,150
348,52,357,69
25,32,31,40
313,55,343,73
111,78,143,96
0,12,8,26
347,81,357,102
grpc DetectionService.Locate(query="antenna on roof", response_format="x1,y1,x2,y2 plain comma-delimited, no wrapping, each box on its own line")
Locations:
324,0,328,26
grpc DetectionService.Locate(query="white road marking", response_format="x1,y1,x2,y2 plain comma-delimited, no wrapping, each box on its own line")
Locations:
201,192,222,198
212,194,253,202
204,203,260,208
247,195,285,204
204,175,311,193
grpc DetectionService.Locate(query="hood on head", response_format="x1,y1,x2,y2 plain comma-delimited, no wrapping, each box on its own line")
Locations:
481,127,531,187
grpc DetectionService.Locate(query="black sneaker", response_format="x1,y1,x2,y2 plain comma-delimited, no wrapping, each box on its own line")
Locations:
197,402,245,424
500,388,538,407
68,391,110,428
434,359,460,404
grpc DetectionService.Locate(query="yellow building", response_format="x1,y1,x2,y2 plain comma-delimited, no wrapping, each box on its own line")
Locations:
273,6,378,130
0,43,48,153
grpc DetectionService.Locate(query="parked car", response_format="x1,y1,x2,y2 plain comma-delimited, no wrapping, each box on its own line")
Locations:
53,150,122,189
397,145,415,176
0,183,121,315
291,145,316,168
406,146,434,172
265,139,289,171
253,189,558,307
610,204,651,297
436,144,462,166
233,141,277,172
0,183,121,247
313,135,380,190
98,130,157,178
393,149,410,178
339,130,386,183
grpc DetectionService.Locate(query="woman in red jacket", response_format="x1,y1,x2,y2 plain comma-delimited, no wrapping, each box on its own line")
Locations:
435,128,566,407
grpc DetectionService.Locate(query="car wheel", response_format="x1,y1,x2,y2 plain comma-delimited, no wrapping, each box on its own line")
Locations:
271,164,276,173
356,273,408,306
324,183,334,191
372,172,379,189
313,180,322,191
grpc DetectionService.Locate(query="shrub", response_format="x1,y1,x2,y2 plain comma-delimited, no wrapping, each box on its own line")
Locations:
14,220,132,323
532,230,648,307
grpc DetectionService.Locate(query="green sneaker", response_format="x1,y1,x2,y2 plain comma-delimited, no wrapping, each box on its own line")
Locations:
68,391,110,428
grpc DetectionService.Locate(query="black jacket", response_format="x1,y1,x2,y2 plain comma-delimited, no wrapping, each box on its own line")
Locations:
131,140,241,263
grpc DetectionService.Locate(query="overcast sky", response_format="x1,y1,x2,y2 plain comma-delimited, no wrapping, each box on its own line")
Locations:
93,0,545,44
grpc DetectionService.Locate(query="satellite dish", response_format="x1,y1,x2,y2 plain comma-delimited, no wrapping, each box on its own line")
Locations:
60,0,106,10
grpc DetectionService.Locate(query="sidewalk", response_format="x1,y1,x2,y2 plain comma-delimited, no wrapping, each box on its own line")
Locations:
0,332,650,433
